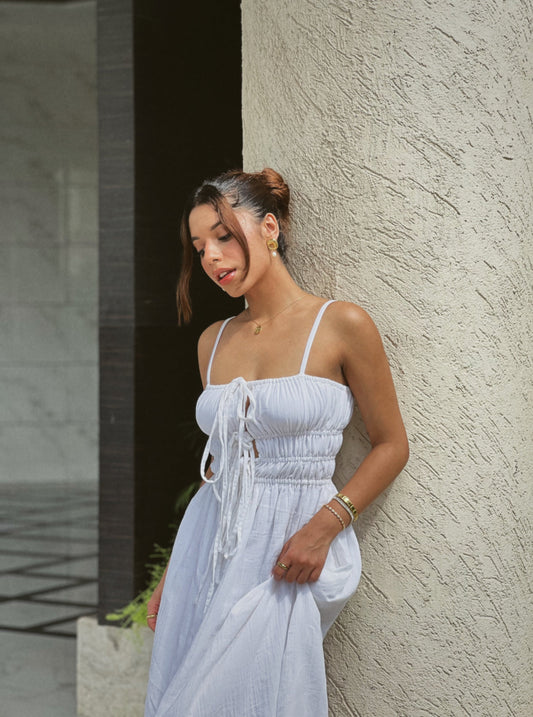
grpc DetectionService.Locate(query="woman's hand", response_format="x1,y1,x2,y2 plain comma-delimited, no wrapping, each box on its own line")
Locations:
146,587,163,632
146,565,168,632
272,507,343,584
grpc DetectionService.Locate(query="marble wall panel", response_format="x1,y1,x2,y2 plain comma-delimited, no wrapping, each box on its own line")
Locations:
65,365,98,423
0,126,97,185
0,363,97,425
0,305,97,364
0,244,12,300
11,245,68,303
0,64,97,130
0,365,69,422
0,2,98,485
0,422,98,484
66,245,98,304
0,2,97,70
0,182,62,245
63,181,98,245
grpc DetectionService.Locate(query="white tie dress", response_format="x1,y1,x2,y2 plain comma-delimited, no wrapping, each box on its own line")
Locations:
144,299,362,717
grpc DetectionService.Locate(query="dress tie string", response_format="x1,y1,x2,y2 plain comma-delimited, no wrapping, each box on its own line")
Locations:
199,377,257,611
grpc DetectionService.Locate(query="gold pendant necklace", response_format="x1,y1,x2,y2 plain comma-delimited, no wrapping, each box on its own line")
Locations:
247,294,306,335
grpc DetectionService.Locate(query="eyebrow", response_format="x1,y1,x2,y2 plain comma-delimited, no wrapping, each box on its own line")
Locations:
191,220,221,242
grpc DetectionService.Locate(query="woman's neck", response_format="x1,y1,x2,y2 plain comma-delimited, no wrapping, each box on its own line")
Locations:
244,262,307,322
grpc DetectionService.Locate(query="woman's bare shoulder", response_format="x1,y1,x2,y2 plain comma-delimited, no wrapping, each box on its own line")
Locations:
197,319,226,369
328,300,378,333
326,300,385,360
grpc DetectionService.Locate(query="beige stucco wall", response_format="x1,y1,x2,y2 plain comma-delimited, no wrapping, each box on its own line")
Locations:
242,1,532,715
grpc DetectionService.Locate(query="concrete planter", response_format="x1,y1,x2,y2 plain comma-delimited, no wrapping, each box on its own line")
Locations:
76,616,153,717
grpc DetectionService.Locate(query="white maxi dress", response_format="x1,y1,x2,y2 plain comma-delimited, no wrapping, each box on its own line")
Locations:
144,300,362,717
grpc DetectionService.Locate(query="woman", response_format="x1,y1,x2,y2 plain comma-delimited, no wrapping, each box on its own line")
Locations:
144,168,408,716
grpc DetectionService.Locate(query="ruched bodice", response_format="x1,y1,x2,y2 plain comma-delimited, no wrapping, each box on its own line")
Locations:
145,300,362,717
197,374,353,482
198,375,352,454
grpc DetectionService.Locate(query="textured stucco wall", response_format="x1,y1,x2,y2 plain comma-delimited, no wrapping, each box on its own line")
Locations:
242,2,532,715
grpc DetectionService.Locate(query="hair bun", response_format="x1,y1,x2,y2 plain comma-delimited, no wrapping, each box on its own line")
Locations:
260,168,290,226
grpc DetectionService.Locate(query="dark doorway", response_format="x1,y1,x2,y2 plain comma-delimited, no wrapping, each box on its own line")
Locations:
98,0,243,622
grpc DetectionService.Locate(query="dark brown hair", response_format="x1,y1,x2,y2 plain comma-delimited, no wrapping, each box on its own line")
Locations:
176,168,290,324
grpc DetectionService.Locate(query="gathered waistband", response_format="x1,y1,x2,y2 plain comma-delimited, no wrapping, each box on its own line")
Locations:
253,475,334,486
252,456,335,485
255,455,334,463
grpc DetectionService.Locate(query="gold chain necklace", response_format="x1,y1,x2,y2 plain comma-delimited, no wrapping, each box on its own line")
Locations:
246,295,306,335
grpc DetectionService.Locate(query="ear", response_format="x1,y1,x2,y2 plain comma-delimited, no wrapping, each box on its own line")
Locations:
261,212,280,241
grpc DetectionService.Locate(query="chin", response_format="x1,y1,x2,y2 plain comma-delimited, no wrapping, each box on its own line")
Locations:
224,288,246,299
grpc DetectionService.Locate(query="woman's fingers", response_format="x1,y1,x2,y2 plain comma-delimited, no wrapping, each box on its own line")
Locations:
280,562,318,583
272,556,291,580
272,541,291,580
308,567,321,582
146,614,158,632
283,564,303,583
146,593,161,631
272,531,329,583
272,553,323,583
273,561,322,583
296,569,313,584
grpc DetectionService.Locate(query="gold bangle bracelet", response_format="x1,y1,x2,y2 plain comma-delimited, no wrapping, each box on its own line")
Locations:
336,493,359,521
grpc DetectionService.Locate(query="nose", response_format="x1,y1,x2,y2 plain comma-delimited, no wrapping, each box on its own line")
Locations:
203,240,221,264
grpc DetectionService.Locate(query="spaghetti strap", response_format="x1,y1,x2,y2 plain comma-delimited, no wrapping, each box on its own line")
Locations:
206,317,235,385
299,300,337,375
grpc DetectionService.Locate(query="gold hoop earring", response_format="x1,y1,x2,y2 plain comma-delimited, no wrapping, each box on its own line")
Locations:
267,238,278,256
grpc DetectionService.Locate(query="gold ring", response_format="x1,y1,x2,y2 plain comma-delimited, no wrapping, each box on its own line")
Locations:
276,561,289,571
146,613,158,619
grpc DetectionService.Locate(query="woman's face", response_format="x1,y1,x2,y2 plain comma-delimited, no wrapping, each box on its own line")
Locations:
189,203,274,297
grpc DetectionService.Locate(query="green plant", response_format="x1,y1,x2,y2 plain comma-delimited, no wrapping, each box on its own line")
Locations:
105,479,201,643
105,542,172,642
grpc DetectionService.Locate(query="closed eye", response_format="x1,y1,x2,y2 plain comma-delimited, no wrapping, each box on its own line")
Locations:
194,232,231,259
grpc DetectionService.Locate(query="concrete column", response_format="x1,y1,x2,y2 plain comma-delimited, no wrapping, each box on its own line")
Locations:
243,1,532,714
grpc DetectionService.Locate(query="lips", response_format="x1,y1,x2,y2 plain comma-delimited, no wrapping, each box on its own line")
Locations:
216,268,236,285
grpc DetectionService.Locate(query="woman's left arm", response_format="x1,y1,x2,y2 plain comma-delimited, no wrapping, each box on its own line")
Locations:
272,303,409,584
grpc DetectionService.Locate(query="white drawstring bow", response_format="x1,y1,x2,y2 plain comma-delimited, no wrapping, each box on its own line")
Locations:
199,377,257,611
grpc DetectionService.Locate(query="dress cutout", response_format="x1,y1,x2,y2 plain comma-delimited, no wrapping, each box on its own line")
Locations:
144,300,362,717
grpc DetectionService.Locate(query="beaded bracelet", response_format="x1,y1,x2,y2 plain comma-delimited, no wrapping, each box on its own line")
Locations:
336,493,359,522
322,503,346,531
